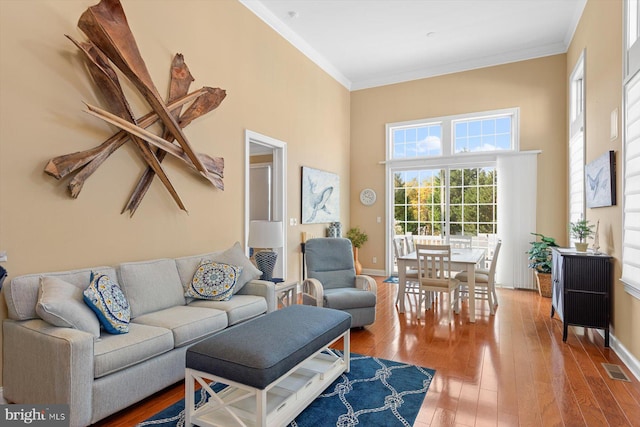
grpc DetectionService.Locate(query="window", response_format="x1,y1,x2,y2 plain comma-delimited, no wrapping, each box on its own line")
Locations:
453,116,512,153
389,108,518,160
392,124,442,158
569,52,585,243
393,169,444,236
623,0,640,298
449,167,497,235
386,108,520,282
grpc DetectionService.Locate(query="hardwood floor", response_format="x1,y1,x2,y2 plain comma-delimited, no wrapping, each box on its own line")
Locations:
94,277,640,426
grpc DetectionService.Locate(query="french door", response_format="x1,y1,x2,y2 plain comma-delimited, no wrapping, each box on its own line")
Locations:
388,165,497,274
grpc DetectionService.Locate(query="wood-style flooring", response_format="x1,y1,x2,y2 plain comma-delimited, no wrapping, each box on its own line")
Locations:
94,277,640,426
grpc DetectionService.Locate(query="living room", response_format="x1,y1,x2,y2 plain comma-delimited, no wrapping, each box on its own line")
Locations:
0,0,639,425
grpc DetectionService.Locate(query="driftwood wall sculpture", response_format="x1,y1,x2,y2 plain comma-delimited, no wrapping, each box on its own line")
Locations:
45,0,226,216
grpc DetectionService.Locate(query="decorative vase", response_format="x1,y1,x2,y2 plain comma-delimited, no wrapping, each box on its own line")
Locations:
327,222,342,238
535,271,552,298
575,242,589,252
353,247,363,275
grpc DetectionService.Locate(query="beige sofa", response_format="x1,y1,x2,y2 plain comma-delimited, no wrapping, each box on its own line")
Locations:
2,243,276,427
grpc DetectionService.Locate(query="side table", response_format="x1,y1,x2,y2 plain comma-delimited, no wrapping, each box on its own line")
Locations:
275,281,298,308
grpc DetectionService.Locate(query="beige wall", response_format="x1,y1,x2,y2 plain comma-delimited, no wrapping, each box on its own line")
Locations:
350,55,568,272
0,0,350,385
568,0,640,360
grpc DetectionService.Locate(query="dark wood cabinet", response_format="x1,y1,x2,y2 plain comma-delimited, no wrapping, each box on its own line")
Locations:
551,248,612,347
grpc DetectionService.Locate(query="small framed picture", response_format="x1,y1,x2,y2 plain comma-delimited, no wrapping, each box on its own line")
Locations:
586,150,616,208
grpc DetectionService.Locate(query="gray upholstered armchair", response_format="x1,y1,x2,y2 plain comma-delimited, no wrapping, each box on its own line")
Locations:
302,238,377,328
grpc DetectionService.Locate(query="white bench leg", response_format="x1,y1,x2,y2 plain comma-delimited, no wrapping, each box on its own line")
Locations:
344,329,351,373
257,389,267,427
185,368,195,427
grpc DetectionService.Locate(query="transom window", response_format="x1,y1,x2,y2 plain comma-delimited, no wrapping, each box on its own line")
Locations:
453,116,512,153
392,123,442,158
388,108,518,160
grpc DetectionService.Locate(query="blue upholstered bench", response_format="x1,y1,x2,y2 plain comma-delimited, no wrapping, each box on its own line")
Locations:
185,305,351,427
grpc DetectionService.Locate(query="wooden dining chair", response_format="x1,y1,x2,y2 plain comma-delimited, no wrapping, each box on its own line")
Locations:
404,234,416,253
455,240,501,314
415,244,461,323
393,236,420,304
447,234,473,248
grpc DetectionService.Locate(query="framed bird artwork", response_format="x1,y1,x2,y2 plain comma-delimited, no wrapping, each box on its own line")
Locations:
301,166,340,224
585,150,616,208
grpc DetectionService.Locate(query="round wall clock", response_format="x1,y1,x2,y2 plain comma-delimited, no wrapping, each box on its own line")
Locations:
359,188,377,206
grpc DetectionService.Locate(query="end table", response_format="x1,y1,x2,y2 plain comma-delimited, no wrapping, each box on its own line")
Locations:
275,281,298,308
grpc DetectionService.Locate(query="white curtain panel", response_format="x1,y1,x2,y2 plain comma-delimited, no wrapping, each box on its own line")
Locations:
496,153,538,290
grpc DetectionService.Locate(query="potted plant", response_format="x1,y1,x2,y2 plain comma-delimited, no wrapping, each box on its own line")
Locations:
346,226,368,274
570,219,594,252
528,232,559,297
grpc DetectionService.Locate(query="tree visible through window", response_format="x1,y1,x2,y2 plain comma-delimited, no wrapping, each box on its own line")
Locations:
393,167,497,238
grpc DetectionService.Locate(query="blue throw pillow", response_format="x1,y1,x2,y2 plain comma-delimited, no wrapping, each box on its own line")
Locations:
186,260,242,301
84,272,130,334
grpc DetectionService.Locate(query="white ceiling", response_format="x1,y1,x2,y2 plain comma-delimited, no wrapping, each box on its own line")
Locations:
239,0,587,91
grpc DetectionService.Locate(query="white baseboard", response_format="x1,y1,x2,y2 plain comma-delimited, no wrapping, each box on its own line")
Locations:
362,268,385,276
0,387,6,403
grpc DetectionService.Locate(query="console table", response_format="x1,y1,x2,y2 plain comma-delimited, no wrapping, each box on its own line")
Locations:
551,248,612,346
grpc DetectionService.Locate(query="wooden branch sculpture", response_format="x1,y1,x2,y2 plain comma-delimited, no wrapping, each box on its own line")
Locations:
45,0,226,216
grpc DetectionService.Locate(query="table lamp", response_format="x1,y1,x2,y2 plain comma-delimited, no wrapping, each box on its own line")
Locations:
248,220,284,281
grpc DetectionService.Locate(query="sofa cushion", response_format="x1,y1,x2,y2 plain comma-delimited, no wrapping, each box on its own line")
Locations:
84,272,130,334
4,266,116,321
188,295,268,326
35,276,101,337
132,305,228,348
117,259,185,318
454,271,490,283
185,261,242,301
93,323,174,378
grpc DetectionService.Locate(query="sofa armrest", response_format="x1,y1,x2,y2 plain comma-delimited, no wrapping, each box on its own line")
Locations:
3,319,94,427
236,279,276,313
302,278,324,307
355,275,378,294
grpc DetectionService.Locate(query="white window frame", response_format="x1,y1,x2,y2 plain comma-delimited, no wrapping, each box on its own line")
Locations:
385,108,519,275
622,0,640,299
568,51,586,244
387,108,520,162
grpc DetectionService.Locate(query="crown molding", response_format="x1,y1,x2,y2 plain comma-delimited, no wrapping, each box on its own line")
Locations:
351,42,568,91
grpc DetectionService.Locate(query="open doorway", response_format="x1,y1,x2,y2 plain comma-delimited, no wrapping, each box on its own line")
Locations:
244,130,287,279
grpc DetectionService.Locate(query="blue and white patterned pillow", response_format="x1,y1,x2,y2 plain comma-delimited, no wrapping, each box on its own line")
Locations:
186,261,242,301
83,272,130,334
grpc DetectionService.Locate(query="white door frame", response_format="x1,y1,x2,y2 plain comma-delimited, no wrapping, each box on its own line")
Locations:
244,130,287,278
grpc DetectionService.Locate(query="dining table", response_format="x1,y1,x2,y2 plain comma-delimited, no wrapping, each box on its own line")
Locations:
396,247,486,322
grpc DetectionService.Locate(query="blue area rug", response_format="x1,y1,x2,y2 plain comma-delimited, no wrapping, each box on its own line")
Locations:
383,276,399,283
136,352,435,427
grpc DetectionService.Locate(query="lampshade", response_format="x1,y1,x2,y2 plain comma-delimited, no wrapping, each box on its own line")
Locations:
248,220,284,249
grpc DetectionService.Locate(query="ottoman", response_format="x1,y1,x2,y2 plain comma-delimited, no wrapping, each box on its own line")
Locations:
185,305,351,427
